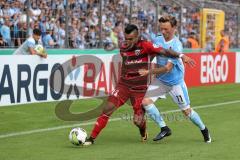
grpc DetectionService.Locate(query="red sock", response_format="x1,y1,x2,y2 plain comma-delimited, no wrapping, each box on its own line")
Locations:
139,120,146,137
90,114,109,139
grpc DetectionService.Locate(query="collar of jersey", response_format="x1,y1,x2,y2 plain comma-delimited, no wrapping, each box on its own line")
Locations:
163,37,175,44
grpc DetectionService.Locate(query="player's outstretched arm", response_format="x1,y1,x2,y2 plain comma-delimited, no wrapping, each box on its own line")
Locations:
139,62,173,76
181,54,195,67
159,49,196,67
139,67,167,76
159,48,179,58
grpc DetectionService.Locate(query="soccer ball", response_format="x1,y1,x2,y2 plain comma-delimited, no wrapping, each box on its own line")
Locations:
34,44,44,53
34,44,47,56
69,127,87,145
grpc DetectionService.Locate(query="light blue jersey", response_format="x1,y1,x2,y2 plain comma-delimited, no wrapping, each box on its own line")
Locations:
13,37,39,55
43,34,54,48
152,35,184,86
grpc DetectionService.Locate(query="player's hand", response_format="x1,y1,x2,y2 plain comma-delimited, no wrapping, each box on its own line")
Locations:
40,53,47,58
37,52,47,58
138,69,149,76
181,55,196,67
38,48,48,58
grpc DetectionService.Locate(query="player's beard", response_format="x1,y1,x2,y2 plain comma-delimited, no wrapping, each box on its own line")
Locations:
120,38,138,52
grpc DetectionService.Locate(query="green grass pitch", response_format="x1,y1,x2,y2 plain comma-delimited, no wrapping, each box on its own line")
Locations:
0,83,240,160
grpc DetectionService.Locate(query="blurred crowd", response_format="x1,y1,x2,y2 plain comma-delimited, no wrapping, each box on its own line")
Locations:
216,0,240,4
0,0,239,49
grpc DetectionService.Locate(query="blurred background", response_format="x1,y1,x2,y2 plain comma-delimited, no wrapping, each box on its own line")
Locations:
0,0,239,51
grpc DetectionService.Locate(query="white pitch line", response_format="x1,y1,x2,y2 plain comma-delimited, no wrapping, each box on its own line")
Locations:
0,118,122,139
164,100,240,114
0,100,240,139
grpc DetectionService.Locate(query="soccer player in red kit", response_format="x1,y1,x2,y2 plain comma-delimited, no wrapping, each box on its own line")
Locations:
84,24,195,145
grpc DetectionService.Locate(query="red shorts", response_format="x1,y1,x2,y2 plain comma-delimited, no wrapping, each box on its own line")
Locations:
108,84,146,116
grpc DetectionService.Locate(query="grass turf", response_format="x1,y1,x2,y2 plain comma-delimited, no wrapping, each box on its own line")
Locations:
0,83,240,160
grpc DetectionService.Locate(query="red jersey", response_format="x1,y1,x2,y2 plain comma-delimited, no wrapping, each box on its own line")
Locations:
119,40,163,91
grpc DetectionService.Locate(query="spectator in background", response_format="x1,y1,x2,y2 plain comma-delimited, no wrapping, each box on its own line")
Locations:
12,14,20,46
11,1,22,16
103,21,124,51
49,18,56,31
57,22,65,48
0,5,5,27
39,19,47,38
2,3,12,19
51,19,60,45
187,32,199,49
13,21,27,46
204,37,213,52
86,25,97,48
87,10,98,26
28,21,35,36
103,20,113,32
140,25,150,41
0,18,11,46
110,21,124,48
103,31,114,50
76,27,87,49
0,32,7,46
43,29,55,48
29,3,41,21
216,30,229,53
0,0,239,49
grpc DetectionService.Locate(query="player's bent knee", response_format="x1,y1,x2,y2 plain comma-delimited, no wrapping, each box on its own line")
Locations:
142,98,153,106
182,108,192,117
102,102,117,116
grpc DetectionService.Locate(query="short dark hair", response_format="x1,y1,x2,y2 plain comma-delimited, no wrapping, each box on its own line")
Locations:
33,28,42,36
159,15,177,27
124,24,138,34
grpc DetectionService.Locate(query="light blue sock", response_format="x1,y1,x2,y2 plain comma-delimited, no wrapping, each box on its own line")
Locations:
144,104,166,128
189,110,205,130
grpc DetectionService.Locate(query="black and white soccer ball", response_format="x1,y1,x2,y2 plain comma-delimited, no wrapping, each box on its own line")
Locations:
69,127,87,145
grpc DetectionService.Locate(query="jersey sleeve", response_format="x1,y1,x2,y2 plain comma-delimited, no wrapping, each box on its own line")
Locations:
27,38,35,49
144,41,163,55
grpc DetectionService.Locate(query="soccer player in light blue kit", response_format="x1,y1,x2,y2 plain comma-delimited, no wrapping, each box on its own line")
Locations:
13,28,47,58
139,15,211,143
